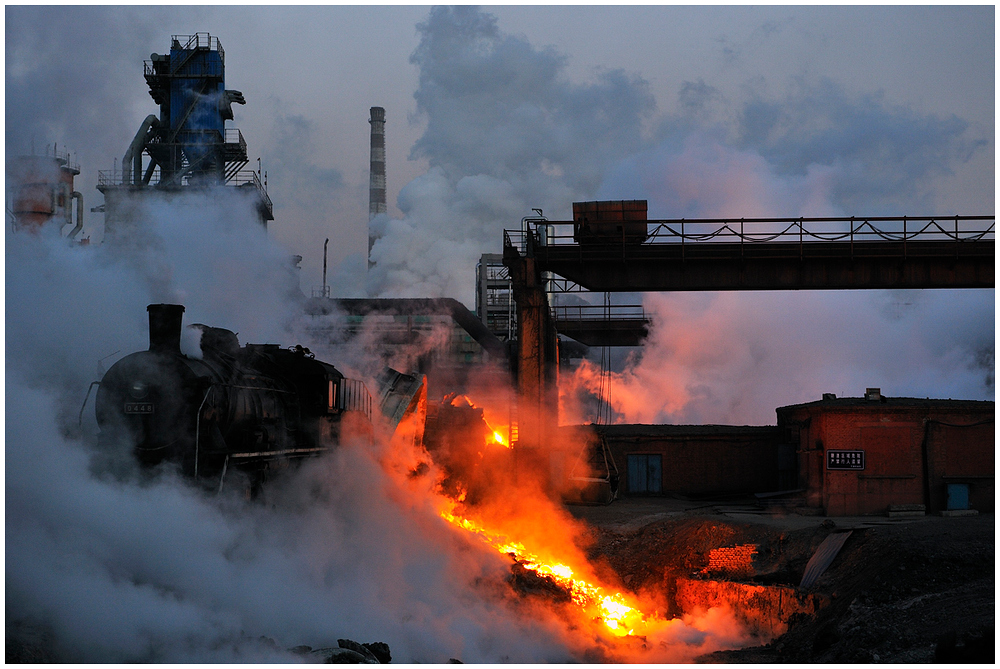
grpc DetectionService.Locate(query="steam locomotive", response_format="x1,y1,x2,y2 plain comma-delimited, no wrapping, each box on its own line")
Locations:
95,304,373,492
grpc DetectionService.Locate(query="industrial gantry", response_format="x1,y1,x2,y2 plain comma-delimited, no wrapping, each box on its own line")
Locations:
503,202,995,450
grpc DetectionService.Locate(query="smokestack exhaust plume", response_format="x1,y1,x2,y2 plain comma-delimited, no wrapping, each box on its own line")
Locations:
368,106,387,270
147,303,185,354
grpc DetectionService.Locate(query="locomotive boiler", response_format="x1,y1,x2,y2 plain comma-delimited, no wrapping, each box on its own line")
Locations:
95,304,373,492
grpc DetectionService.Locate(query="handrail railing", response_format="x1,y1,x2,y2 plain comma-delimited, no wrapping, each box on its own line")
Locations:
224,128,246,151
504,215,994,257
551,304,647,321
31,143,80,173
98,168,270,209
503,229,527,254
173,32,224,64
145,33,225,79
230,170,272,212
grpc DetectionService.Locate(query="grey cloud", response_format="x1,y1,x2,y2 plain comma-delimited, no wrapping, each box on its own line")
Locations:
678,79,725,122
607,74,986,218
263,109,346,212
368,6,655,302
734,77,981,213
409,6,654,195
5,7,187,165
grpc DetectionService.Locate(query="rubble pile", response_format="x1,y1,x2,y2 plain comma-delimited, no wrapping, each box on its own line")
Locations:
581,510,994,662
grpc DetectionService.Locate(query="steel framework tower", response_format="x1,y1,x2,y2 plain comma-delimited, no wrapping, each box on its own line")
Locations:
97,33,272,238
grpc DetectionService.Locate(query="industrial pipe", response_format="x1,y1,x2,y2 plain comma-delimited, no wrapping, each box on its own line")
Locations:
66,191,84,239
323,238,329,298
122,115,159,185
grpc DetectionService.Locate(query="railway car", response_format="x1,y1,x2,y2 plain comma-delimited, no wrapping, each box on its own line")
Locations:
94,303,373,493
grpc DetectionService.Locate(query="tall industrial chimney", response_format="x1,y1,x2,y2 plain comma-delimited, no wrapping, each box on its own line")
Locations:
368,106,387,270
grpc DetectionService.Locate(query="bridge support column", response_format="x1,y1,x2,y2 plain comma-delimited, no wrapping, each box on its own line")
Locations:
507,253,559,455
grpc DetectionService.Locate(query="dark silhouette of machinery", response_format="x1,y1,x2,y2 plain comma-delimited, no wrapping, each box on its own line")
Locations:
94,304,372,493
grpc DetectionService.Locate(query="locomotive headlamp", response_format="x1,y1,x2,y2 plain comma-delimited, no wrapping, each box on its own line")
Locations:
129,380,149,399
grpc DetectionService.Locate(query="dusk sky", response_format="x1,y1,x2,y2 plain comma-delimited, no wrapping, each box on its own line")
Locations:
7,5,994,292
5,4,995,415
4,5,996,662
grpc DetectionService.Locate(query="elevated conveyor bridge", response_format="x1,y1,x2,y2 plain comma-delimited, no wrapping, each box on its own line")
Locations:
505,215,994,292
501,212,994,450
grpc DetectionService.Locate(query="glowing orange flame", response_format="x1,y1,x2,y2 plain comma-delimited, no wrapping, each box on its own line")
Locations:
452,394,513,449
440,505,654,638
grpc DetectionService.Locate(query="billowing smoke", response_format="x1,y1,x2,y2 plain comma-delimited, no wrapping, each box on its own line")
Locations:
560,289,995,426
565,78,994,425
7,190,762,661
5,194,582,662
366,6,655,305
6,5,993,661
358,6,991,426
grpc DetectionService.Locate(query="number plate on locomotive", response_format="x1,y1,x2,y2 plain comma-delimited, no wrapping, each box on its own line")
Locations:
124,402,155,414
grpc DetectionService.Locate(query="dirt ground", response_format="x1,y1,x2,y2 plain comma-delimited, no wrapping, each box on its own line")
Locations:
8,492,992,663
568,495,995,663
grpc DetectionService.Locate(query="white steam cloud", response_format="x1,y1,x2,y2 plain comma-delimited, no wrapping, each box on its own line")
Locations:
366,6,655,305
359,6,991,425
561,289,994,426
5,194,579,662
6,5,994,660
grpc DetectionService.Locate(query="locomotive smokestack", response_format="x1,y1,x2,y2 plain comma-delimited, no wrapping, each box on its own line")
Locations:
368,106,387,271
147,303,185,354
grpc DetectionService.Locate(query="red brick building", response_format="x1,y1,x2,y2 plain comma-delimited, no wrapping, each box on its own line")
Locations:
561,392,993,516
589,424,792,496
777,391,994,516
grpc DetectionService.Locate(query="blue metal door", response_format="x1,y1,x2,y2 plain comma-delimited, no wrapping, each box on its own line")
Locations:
947,483,970,510
627,454,662,494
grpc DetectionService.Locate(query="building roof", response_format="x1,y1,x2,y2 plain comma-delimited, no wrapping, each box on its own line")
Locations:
584,424,784,437
777,396,995,411
305,297,507,359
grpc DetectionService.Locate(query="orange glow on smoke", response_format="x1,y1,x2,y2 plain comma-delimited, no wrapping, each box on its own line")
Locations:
380,384,754,661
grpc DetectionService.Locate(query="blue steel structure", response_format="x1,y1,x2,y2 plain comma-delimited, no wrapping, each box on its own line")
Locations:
98,33,272,228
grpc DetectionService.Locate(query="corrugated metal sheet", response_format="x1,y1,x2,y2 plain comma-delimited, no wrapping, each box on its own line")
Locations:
799,530,852,589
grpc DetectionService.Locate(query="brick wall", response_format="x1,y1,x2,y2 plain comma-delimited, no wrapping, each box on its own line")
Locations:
598,426,786,495
778,399,994,515
703,544,758,579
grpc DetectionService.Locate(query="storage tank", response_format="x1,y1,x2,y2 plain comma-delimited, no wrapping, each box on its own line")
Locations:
7,145,83,235
572,200,648,246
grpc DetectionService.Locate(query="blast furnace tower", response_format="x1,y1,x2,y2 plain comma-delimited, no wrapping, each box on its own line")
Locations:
368,106,387,269
97,33,272,239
